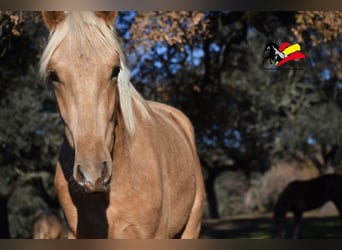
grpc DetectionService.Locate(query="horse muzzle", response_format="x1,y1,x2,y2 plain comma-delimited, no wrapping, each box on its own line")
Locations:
74,160,112,193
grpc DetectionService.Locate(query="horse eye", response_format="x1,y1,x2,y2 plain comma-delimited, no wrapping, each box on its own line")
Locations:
48,71,60,83
111,66,120,79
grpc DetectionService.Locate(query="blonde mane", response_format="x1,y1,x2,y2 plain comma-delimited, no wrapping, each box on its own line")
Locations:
40,11,150,136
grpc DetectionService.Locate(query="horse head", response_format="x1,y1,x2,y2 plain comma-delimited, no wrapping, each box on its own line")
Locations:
41,11,127,193
263,42,280,65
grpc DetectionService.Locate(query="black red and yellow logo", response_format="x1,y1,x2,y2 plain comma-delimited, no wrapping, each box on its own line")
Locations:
263,42,305,67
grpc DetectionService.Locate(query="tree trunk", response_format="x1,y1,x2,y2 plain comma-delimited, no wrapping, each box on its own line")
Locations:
0,196,11,238
205,171,220,219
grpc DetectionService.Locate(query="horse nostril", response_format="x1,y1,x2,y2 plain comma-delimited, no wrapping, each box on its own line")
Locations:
101,161,107,179
77,164,86,181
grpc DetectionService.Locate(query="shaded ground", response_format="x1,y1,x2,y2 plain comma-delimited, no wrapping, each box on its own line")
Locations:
200,213,342,239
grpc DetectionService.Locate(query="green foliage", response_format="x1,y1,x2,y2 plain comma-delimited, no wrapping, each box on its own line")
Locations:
0,66,62,171
127,11,342,219
0,11,63,238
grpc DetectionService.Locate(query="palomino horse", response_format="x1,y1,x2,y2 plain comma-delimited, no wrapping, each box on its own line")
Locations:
40,11,205,238
273,174,342,238
32,208,64,239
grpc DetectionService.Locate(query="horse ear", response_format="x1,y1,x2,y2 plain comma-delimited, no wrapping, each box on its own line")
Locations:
95,11,118,26
42,11,65,30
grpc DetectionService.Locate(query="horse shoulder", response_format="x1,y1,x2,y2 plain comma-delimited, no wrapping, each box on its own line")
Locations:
145,101,205,238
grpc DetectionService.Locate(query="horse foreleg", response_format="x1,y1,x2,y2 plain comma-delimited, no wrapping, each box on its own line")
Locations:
55,162,78,239
180,178,206,239
67,231,76,239
293,211,303,239
180,204,203,238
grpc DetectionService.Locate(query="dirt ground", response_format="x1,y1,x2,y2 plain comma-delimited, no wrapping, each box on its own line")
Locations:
200,211,342,239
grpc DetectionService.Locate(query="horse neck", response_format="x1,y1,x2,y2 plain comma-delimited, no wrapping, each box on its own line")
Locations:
114,89,151,138
112,96,139,158
274,195,288,220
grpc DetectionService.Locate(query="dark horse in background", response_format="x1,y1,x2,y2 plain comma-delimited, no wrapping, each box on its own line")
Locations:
273,174,342,238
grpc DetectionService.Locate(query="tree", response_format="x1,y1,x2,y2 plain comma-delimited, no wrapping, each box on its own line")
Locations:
122,11,342,216
0,11,63,237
